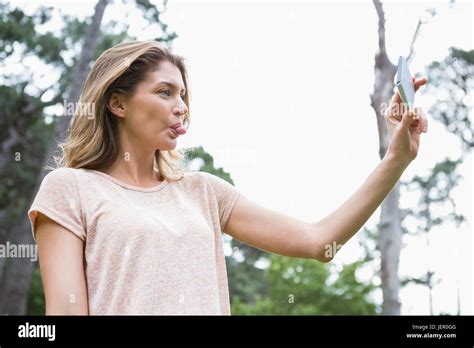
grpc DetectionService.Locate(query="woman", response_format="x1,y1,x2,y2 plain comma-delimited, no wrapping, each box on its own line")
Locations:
29,41,428,315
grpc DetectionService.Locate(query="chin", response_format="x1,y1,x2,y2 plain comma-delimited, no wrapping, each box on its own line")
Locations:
157,140,178,151
155,130,180,151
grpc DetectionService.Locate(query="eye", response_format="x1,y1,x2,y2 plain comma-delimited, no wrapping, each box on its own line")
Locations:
160,89,186,100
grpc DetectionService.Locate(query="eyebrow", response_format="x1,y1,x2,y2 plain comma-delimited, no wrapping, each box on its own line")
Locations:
154,81,186,94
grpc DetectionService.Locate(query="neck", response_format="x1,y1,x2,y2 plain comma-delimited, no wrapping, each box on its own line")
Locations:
105,132,162,187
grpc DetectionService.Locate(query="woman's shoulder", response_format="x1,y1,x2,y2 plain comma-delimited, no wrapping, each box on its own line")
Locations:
179,170,205,185
41,167,95,190
182,170,218,184
174,171,217,191
42,166,83,182
181,171,236,193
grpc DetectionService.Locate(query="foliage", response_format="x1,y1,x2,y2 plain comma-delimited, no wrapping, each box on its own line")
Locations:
232,254,379,315
422,48,473,151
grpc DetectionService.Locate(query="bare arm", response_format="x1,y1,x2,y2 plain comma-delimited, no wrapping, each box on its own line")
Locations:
225,78,428,263
35,213,89,315
312,154,409,261
225,155,409,263
225,194,318,260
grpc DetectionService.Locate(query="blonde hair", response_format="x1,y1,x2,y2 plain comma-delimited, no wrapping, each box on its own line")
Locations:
53,40,191,181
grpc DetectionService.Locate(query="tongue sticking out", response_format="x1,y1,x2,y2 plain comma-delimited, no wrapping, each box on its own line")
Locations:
172,125,187,135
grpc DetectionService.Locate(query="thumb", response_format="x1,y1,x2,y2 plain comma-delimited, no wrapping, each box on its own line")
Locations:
399,109,416,132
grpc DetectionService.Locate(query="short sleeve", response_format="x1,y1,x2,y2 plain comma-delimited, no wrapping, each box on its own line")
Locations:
28,168,86,242
199,172,240,231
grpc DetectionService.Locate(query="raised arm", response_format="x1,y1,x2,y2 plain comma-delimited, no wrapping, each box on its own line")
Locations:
225,155,410,263
225,78,428,263
35,213,89,315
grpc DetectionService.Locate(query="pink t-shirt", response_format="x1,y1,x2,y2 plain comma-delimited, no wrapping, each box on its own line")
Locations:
28,167,240,315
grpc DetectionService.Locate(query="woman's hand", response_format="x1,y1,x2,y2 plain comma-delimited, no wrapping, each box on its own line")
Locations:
384,77,429,165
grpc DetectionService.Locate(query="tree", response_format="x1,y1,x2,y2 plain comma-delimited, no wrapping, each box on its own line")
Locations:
368,1,471,312
397,48,472,314
2,0,179,315
0,0,108,315
232,254,379,315
370,0,438,314
423,48,473,152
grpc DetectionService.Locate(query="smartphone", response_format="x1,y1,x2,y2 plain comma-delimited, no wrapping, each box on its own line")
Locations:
396,56,415,110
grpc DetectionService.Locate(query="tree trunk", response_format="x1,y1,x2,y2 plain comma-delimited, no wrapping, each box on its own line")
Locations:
371,0,401,315
0,0,108,315
378,183,402,314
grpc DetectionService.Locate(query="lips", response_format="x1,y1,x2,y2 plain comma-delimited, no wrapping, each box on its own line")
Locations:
170,123,187,136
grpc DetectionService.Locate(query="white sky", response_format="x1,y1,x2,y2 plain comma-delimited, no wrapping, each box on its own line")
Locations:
13,0,473,315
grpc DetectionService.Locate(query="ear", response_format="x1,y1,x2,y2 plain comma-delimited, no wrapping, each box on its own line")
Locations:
107,93,127,118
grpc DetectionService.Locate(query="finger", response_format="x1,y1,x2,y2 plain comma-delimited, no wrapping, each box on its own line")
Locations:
411,77,428,92
391,90,401,105
389,93,409,114
400,109,416,131
414,77,428,92
411,107,425,133
422,114,428,133
413,107,429,133
414,106,422,123
392,77,427,105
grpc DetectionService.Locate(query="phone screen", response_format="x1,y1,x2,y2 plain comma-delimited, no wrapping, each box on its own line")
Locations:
396,56,415,110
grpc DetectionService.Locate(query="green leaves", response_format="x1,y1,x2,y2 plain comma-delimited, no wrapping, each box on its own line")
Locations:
232,254,379,315
424,48,473,151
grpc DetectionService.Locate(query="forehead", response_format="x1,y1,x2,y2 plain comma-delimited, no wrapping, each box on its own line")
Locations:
142,61,185,89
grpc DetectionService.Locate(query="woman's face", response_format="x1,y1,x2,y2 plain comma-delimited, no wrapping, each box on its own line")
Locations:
114,60,188,152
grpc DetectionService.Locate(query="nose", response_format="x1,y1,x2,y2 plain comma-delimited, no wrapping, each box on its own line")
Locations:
174,103,188,117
